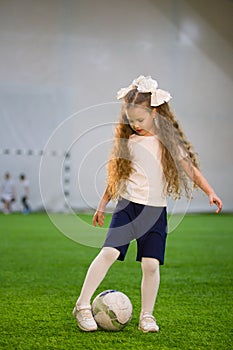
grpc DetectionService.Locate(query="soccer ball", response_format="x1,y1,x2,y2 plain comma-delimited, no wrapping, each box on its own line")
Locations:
91,290,133,331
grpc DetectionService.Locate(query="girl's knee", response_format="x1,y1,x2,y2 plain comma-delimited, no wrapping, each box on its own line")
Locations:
100,247,120,262
141,257,160,274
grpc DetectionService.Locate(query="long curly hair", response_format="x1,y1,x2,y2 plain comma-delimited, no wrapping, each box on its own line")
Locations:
107,88,199,200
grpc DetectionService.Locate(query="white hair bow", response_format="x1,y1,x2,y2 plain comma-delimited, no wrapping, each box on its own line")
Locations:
117,75,172,107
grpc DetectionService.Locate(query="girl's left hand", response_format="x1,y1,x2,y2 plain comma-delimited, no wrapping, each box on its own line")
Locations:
209,193,223,214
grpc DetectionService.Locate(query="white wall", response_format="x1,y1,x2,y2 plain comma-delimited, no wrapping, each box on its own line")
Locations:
0,0,232,213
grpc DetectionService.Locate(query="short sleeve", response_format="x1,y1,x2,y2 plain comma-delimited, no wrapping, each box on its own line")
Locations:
178,145,188,160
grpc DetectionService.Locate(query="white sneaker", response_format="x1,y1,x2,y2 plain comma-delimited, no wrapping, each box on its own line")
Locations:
73,305,98,332
138,314,159,333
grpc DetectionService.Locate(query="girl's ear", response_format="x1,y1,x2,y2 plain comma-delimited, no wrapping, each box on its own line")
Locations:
152,107,157,119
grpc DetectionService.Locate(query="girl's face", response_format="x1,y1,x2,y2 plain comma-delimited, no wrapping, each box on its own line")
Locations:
126,103,157,136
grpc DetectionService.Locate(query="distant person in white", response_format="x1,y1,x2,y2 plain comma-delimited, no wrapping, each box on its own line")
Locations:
1,172,16,214
19,174,31,214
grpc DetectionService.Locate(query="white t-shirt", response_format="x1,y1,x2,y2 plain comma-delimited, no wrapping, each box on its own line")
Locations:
21,179,29,196
120,134,167,207
1,179,15,201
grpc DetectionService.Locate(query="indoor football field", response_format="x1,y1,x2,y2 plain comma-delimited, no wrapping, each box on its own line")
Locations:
0,212,232,350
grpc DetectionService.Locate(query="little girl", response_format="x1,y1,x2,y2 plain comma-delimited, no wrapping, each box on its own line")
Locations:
73,75,222,332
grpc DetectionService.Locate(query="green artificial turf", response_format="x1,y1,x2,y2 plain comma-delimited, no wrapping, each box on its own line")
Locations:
0,212,232,350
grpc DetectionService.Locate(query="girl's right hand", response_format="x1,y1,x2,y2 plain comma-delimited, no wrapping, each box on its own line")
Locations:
92,210,105,227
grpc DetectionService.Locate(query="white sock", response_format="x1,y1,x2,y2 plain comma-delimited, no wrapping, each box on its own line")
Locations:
140,257,160,319
76,247,120,308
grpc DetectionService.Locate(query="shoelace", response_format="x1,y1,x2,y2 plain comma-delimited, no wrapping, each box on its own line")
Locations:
141,314,156,322
78,308,93,320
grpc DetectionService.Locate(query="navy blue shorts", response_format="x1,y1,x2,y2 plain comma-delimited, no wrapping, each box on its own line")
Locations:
103,198,167,264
